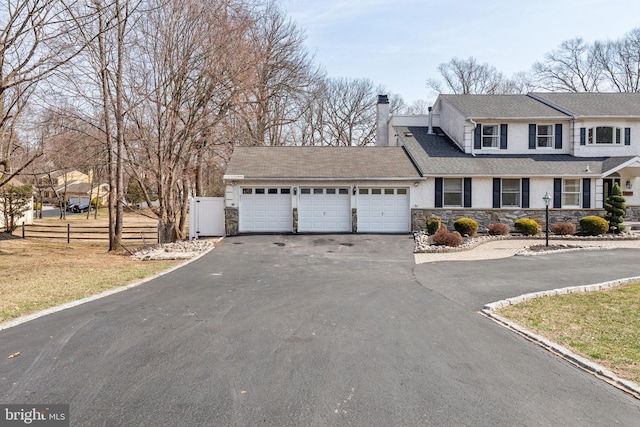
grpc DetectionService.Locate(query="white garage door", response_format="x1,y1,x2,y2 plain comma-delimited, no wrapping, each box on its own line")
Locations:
298,188,351,232
357,188,410,232
239,188,292,232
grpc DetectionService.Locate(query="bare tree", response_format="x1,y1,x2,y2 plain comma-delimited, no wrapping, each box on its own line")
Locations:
532,38,602,92
426,57,518,94
593,28,640,92
0,0,85,188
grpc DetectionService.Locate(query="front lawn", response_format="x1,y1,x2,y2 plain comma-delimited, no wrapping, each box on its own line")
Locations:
497,282,640,384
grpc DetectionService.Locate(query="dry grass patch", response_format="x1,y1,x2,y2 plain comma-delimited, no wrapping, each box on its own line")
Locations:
0,238,180,323
498,282,640,383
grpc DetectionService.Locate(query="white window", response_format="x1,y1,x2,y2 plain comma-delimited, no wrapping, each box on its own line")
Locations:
502,179,520,207
588,127,622,144
443,178,462,207
562,179,580,207
482,125,499,148
537,125,554,148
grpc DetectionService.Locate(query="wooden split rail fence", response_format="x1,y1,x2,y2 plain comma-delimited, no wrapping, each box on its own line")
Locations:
19,221,159,245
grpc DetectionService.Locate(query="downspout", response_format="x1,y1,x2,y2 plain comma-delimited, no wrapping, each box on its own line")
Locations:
469,118,477,157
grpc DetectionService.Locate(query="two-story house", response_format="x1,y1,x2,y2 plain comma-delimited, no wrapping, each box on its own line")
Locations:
222,93,640,235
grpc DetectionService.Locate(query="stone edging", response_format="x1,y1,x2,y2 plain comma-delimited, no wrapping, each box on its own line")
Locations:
481,276,640,400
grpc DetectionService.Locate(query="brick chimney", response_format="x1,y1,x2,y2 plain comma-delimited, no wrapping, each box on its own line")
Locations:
376,95,390,146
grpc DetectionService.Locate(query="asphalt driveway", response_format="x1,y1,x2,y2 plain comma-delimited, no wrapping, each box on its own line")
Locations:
1,234,639,426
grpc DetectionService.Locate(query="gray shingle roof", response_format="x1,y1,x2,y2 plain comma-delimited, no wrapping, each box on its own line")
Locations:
399,126,627,177
225,146,421,179
437,94,570,119
530,92,640,117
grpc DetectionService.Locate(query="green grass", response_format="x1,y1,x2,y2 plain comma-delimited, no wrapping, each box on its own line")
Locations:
498,282,640,383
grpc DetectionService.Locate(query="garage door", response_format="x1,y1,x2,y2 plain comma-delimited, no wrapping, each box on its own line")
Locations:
357,188,410,232
298,188,351,232
239,188,292,232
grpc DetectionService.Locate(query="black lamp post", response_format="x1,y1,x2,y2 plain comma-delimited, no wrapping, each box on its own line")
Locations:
543,192,551,247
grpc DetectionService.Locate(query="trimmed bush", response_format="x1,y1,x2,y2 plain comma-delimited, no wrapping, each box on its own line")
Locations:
453,217,478,236
604,182,626,232
487,222,510,235
514,218,539,236
431,228,463,247
551,222,576,236
580,215,609,236
426,215,442,235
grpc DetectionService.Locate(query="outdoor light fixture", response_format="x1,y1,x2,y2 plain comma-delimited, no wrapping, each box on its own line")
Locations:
542,192,551,247
293,187,297,195
353,186,357,195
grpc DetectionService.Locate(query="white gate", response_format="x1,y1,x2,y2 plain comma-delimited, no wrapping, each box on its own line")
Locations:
189,197,225,239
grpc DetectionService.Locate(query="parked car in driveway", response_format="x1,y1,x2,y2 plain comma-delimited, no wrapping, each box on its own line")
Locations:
73,202,93,213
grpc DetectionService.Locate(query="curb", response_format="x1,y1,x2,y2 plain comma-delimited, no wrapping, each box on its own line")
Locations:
0,245,217,332
482,276,640,400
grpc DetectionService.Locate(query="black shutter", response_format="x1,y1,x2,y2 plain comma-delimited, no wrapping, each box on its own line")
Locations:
493,178,501,208
582,178,591,208
528,124,536,149
521,178,530,208
435,178,443,208
500,124,508,149
553,178,562,208
463,178,472,208
625,128,631,145
555,124,563,149
580,128,586,145
474,126,481,150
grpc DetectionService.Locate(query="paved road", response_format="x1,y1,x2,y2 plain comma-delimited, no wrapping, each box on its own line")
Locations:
1,234,639,426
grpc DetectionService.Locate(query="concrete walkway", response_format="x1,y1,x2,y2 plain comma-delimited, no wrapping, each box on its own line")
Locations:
415,238,640,263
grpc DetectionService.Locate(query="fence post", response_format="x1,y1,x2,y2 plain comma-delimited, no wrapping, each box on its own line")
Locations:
67,223,70,244
22,223,25,239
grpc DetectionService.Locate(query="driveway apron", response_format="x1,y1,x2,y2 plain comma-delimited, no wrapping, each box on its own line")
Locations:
0,235,639,426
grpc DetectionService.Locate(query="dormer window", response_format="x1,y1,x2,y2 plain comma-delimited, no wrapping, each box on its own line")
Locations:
536,125,554,148
588,127,621,144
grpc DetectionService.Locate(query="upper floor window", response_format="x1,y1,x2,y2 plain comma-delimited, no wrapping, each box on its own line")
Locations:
482,125,499,148
588,127,622,144
537,125,554,148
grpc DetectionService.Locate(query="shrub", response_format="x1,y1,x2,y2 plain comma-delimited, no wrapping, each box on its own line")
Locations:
487,222,510,235
514,218,539,236
453,217,478,236
431,228,463,247
551,222,576,236
426,215,441,235
580,215,609,236
604,182,626,232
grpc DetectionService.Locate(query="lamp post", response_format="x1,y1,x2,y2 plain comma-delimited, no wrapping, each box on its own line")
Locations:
542,192,551,247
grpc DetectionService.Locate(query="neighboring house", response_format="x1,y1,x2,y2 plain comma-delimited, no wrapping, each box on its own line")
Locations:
222,93,640,235
63,182,110,207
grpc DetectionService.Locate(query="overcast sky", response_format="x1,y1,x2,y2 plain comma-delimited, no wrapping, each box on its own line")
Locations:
281,0,640,105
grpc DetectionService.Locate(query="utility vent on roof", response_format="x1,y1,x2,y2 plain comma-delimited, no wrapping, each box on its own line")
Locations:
404,132,413,137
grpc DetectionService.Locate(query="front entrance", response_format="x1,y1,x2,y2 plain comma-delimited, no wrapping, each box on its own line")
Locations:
603,178,621,199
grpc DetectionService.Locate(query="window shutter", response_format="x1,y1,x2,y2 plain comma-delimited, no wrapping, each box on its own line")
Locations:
474,126,481,150
435,178,443,208
492,178,501,208
521,178,530,208
582,178,591,208
500,124,508,149
463,178,472,208
553,178,562,208
528,124,536,149
580,128,586,145
555,124,563,149
625,128,631,146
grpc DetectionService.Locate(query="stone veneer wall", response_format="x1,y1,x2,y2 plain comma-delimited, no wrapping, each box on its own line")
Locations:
411,208,610,232
225,207,238,235
292,208,298,233
352,208,357,233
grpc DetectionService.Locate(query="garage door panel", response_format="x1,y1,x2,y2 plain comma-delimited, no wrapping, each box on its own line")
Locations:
298,188,350,232
358,188,409,233
239,189,292,232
